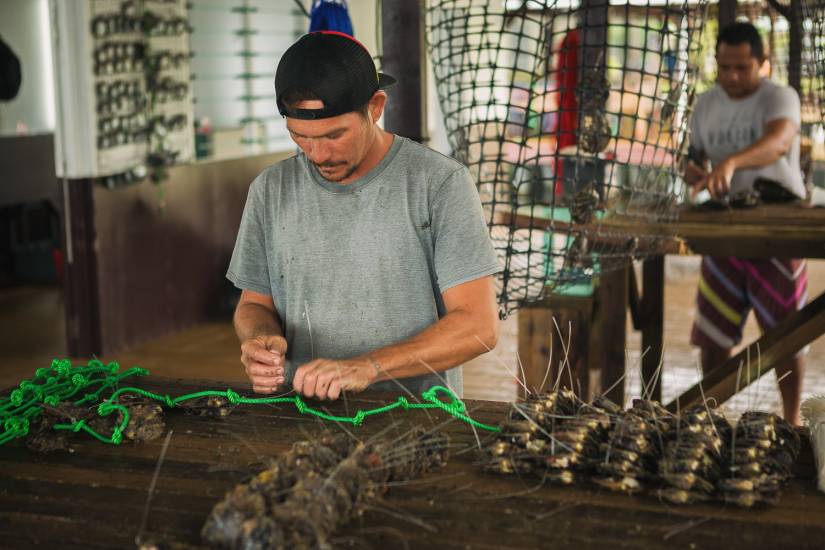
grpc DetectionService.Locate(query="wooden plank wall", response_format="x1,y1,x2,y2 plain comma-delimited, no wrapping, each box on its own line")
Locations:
66,152,290,356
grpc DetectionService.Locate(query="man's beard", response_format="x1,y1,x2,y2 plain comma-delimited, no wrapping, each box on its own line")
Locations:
316,162,358,182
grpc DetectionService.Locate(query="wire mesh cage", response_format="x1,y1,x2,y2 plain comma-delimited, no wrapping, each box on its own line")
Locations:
427,0,709,317
801,0,825,128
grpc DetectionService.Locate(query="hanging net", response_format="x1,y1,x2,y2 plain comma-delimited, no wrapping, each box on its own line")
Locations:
801,0,825,128
427,0,708,317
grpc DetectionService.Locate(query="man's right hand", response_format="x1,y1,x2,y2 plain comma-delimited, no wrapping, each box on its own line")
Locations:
240,335,288,394
685,160,708,197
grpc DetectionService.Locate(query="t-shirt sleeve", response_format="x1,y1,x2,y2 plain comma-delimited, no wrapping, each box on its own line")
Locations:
430,167,502,293
226,173,272,296
763,84,801,126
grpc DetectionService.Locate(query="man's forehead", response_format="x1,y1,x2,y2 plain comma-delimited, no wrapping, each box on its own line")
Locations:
717,42,757,60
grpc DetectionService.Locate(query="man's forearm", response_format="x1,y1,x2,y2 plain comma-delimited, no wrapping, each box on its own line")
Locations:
364,308,498,384
727,119,797,171
233,302,284,342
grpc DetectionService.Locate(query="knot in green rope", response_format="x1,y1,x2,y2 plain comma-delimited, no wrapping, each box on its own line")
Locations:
87,358,104,370
54,360,72,377
132,367,149,376
4,417,29,437
9,389,24,407
107,361,120,374
98,402,117,416
71,420,87,433
225,389,241,405
20,383,42,401
46,376,57,385
294,396,306,414
353,410,366,426
44,395,60,406
71,374,87,387
397,396,410,409
422,385,466,413
35,367,51,378
110,426,123,445
18,382,41,401
52,358,71,371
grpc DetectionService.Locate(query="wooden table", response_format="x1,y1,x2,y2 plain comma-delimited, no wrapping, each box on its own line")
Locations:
1,377,823,549
614,205,825,411
512,203,825,408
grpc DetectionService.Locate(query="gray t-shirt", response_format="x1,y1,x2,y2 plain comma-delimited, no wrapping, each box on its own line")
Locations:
227,136,501,397
690,79,804,198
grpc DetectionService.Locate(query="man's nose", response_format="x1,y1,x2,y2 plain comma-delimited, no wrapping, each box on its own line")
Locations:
305,140,331,163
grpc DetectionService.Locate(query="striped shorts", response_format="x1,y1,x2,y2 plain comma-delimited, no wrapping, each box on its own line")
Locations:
690,257,808,351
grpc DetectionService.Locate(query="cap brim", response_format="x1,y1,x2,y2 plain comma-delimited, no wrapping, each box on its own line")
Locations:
378,73,397,89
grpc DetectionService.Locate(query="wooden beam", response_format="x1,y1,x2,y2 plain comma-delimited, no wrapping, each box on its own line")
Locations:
62,179,102,357
666,290,825,413
640,256,664,402
718,0,738,28
495,205,825,259
627,264,641,331
594,265,628,405
517,295,595,398
381,0,426,143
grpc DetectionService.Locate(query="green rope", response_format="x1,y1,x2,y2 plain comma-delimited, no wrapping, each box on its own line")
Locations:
0,360,500,446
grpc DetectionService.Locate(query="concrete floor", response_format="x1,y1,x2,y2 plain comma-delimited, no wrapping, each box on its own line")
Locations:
1,259,823,419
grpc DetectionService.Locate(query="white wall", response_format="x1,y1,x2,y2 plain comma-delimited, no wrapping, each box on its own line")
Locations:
0,0,55,136
345,0,378,56
346,0,450,155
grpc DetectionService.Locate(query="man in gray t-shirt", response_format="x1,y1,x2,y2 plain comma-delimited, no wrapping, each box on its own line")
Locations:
686,23,806,425
227,32,501,401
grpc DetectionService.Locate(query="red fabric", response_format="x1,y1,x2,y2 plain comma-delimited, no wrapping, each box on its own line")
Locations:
552,29,580,193
555,28,580,151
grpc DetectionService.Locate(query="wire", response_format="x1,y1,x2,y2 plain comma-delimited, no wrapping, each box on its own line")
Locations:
293,0,310,18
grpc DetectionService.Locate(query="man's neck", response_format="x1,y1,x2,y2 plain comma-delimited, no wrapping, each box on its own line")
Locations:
339,129,395,184
721,78,764,101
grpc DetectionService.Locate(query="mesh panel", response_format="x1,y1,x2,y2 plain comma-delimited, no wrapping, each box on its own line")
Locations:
427,0,708,317
802,0,825,128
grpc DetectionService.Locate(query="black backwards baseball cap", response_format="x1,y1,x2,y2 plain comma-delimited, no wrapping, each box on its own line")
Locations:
275,31,396,120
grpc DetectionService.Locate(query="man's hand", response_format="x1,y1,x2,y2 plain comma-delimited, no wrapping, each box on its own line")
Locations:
240,335,288,394
685,157,736,199
692,157,736,199
292,357,377,400
685,160,707,188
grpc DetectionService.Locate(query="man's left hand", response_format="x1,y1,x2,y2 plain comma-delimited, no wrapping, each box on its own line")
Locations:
696,157,737,199
292,357,377,400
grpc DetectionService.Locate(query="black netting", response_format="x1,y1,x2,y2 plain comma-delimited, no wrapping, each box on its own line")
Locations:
802,0,825,128
427,0,708,317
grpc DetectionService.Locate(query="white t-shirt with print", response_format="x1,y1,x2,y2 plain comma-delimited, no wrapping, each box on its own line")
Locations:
690,79,804,198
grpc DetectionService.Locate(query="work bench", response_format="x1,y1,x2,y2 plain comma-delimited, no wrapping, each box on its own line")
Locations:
1,377,823,549
516,204,825,409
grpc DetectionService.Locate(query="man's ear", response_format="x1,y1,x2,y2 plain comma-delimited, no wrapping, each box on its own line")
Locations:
368,91,387,123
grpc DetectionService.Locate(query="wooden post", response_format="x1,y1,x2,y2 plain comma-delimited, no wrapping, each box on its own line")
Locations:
718,0,738,29
640,256,664,402
517,295,594,399
380,0,426,143
61,179,102,357
767,0,803,95
593,265,628,405
666,290,825,413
